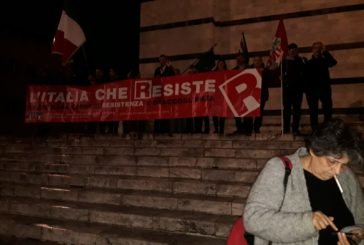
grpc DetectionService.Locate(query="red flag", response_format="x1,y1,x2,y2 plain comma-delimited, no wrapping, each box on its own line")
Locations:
52,2,86,64
268,19,288,68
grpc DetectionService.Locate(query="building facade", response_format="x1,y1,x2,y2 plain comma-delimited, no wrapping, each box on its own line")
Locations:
139,0,364,113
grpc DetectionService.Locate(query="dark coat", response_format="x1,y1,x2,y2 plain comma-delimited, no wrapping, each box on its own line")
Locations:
306,51,337,90
282,56,307,92
154,65,175,78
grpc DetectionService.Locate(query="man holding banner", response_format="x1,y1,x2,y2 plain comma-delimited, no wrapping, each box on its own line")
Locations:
153,54,176,134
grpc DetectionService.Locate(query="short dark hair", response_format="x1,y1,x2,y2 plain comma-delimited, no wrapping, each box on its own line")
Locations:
305,118,363,164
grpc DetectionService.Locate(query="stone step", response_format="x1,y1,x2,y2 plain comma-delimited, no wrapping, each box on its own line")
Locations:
0,197,235,238
0,213,226,245
0,147,296,164
0,171,251,198
2,167,259,183
2,152,364,178
0,157,264,173
0,137,304,154
0,139,295,152
0,159,362,192
0,182,245,216
0,161,260,180
0,115,361,142
1,164,363,193
0,154,272,171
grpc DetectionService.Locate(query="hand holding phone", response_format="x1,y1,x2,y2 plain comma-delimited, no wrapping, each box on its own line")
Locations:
336,226,364,245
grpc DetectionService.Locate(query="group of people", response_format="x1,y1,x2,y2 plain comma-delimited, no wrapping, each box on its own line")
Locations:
85,67,146,138
55,40,336,137
232,41,337,136
152,41,337,137
151,53,272,136
282,41,337,136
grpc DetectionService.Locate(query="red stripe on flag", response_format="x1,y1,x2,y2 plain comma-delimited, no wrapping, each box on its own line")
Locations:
52,30,79,64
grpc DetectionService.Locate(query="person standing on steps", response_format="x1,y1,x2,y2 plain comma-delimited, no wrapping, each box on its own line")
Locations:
153,54,175,135
305,41,337,132
212,58,227,135
231,53,249,135
282,43,307,136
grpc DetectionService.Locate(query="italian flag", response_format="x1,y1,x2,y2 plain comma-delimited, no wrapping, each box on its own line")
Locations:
267,19,288,68
52,3,86,64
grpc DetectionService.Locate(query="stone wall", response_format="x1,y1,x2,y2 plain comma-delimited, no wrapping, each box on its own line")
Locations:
139,0,364,110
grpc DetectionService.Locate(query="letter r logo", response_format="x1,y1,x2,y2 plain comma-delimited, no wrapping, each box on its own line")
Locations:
219,69,262,117
134,80,152,99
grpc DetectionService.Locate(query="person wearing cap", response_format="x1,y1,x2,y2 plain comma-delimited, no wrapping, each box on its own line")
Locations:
282,43,307,135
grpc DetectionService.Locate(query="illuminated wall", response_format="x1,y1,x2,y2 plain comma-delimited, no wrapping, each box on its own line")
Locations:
139,0,364,112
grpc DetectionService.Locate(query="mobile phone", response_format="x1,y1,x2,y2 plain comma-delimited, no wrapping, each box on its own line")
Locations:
331,231,355,236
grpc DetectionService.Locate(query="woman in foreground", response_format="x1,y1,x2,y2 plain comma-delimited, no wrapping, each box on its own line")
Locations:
244,118,364,245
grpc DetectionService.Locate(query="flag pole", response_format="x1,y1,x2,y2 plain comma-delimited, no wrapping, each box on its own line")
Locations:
270,19,288,136
81,46,91,77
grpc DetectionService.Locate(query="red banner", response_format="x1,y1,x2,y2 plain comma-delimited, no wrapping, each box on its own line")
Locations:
25,69,262,123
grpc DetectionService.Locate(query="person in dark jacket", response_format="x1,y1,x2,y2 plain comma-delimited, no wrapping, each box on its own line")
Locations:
212,58,227,135
306,41,337,131
282,43,307,135
153,55,175,134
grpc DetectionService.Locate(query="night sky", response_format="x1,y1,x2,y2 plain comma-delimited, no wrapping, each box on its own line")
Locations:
72,1,141,77
1,0,140,79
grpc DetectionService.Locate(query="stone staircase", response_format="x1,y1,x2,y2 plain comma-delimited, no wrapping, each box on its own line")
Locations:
0,133,363,245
